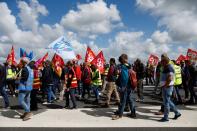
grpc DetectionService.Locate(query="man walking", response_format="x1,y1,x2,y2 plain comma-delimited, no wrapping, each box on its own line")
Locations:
104,58,120,107
112,54,136,120
159,54,181,122
0,64,10,109
17,57,34,121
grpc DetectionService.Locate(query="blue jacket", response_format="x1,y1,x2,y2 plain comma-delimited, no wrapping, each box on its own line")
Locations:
18,66,34,91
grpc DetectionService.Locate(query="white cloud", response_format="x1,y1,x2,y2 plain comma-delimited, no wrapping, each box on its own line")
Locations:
151,30,171,44
0,2,18,36
18,0,48,32
103,31,146,61
136,0,197,43
60,0,122,37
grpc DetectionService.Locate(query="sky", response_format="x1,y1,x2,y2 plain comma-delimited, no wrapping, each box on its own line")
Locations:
0,0,197,63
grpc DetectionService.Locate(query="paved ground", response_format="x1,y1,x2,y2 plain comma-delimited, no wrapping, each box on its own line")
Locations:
0,85,197,127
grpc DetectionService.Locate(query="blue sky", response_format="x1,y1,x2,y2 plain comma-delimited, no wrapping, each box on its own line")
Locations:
0,0,196,62
4,0,157,45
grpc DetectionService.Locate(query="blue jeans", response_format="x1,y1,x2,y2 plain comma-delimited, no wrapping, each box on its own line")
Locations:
0,86,9,107
92,85,99,100
118,88,135,116
46,85,56,103
162,86,180,119
18,91,31,112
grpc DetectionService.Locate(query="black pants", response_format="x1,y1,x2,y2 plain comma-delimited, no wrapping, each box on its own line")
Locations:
188,81,197,103
82,83,90,99
6,80,15,95
76,80,81,95
174,85,183,103
30,89,38,110
65,88,77,107
182,81,189,99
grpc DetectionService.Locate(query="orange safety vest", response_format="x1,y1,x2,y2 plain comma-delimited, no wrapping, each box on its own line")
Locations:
33,69,41,89
67,67,78,88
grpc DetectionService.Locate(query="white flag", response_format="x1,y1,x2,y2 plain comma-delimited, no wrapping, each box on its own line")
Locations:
48,36,76,60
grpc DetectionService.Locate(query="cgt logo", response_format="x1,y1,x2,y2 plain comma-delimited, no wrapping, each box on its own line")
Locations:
188,52,197,60
97,58,104,68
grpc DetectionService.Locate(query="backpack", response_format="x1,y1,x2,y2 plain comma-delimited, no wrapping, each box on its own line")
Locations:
115,65,129,88
128,69,137,90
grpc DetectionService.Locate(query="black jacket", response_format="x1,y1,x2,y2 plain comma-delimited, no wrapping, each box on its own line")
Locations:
0,65,6,88
42,66,54,85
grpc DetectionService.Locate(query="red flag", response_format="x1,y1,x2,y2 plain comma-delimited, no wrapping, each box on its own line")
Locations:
187,48,197,61
35,52,48,69
6,46,17,65
176,55,187,64
52,53,64,77
76,54,82,60
148,54,159,66
85,47,96,63
91,51,105,73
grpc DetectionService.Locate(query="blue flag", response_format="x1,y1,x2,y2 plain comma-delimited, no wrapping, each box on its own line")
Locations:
20,48,33,60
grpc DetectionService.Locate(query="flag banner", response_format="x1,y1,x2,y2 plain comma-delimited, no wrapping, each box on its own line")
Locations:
52,53,64,77
176,54,188,64
20,48,33,60
35,52,48,69
76,54,82,60
48,36,76,60
6,46,17,65
187,48,197,61
148,54,159,66
91,51,105,73
85,47,96,63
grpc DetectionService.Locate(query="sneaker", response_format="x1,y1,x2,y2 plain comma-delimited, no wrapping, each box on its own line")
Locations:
112,115,122,120
155,111,164,115
20,112,27,119
23,112,33,121
158,118,169,122
71,106,77,109
127,113,137,118
64,106,70,109
136,99,140,102
113,110,119,115
173,113,181,120
42,102,52,105
4,106,11,109
102,103,110,108
139,99,144,102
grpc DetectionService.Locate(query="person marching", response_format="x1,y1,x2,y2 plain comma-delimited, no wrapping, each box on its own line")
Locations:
42,60,56,104
30,61,41,111
0,63,10,109
81,62,92,100
104,58,120,107
64,61,78,109
159,54,181,122
91,64,102,104
17,57,34,121
171,60,183,104
112,54,136,120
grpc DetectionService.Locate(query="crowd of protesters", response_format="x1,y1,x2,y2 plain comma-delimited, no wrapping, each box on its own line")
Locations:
0,53,196,122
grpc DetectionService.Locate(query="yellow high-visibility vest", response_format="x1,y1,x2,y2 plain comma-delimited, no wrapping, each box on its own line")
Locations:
174,65,182,85
6,68,16,79
92,69,102,86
